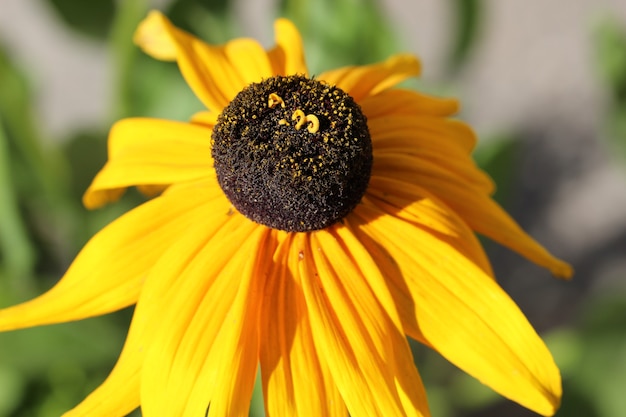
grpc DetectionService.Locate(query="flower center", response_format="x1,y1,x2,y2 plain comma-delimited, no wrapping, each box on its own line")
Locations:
212,75,372,232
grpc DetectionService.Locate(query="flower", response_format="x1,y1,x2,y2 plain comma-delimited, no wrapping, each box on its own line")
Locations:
0,10,572,417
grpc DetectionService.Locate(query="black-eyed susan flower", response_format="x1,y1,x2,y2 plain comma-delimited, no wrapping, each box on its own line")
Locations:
0,11,572,417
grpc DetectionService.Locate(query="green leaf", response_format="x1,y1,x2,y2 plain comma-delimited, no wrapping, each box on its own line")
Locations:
0,309,131,417
594,17,626,101
594,18,626,162
46,0,116,39
166,0,235,43
0,45,68,204
473,135,520,206
127,55,204,120
0,117,35,280
279,0,399,74
0,366,25,416
108,0,151,120
249,371,265,417
447,0,484,74
606,105,626,162
61,130,108,201
110,3,234,120
569,294,626,417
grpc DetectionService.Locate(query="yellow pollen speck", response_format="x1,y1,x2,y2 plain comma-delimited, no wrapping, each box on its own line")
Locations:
268,93,285,108
306,114,320,133
292,109,306,130
279,119,289,126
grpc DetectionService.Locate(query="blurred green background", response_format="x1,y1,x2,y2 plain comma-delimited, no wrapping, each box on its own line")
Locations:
1,0,626,416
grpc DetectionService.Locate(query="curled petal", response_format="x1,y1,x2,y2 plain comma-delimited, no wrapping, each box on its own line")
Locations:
190,110,219,128
133,11,178,61
373,151,494,198
268,18,309,76
134,12,308,113
319,54,421,102
134,11,273,112
359,89,460,118
368,114,479,156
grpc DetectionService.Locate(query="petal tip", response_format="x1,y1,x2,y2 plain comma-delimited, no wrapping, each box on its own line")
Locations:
82,187,125,210
551,260,574,280
274,17,297,30
387,53,422,77
272,17,308,76
133,10,177,61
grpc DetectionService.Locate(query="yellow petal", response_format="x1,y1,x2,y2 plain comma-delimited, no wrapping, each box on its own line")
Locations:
260,233,347,417
327,225,432,416
350,206,562,416
0,182,221,331
63,185,234,417
136,184,167,197
224,38,274,86
140,218,270,416
318,54,421,102
268,18,309,76
365,176,493,276
368,114,492,195
373,151,494,197
83,118,215,209
133,10,178,61
456,190,573,278
369,114,478,156
373,153,573,278
296,231,430,417
360,88,460,118
190,109,219,128
134,11,272,112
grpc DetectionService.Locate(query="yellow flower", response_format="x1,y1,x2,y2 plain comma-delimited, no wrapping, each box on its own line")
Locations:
0,11,572,417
